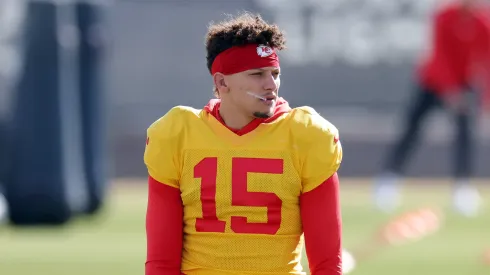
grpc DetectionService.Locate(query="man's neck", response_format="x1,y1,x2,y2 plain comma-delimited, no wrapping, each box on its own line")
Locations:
218,101,254,130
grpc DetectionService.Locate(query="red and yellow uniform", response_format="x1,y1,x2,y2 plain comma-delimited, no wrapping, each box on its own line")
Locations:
145,98,343,275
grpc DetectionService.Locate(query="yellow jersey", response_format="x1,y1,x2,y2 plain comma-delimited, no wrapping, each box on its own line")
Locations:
144,104,342,275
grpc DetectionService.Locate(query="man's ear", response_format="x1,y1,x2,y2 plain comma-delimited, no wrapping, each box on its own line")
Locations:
213,73,229,94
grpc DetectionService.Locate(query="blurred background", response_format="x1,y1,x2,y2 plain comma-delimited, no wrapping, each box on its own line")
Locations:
0,0,488,275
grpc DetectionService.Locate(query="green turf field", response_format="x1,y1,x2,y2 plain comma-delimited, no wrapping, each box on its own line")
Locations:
1,178,489,275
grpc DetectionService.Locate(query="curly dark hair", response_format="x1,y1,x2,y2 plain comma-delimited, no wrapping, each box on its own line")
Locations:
205,12,287,96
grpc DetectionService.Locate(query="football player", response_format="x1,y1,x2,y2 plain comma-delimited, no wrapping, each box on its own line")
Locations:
144,12,343,275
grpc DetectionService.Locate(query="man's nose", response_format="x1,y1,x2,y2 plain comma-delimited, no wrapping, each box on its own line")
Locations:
263,73,278,91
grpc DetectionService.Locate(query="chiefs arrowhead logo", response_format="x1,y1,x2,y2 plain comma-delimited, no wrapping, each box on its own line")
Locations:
333,134,339,144
256,45,274,57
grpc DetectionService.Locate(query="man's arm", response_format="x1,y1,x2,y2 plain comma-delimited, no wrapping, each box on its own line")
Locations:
475,15,490,112
294,108,343,275
146,176,183,275
300,173,342,275
144,108,185,274
431,7,457,101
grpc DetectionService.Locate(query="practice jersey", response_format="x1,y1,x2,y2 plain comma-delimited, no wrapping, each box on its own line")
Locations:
144,105,342,275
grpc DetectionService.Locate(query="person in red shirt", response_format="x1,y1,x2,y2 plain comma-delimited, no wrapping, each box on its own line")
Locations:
374,0,490,217
144,12,343,275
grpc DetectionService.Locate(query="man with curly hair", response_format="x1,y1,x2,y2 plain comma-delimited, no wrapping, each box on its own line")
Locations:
144,12,343,275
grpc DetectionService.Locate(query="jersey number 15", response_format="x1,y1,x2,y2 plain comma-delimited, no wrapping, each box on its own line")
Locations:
194,157,283,235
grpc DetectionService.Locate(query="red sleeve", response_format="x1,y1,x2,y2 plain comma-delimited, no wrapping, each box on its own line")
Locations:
146,176,184,275
300,173,342,275
433,8,450,54
432,8,456,95
476,17,490,111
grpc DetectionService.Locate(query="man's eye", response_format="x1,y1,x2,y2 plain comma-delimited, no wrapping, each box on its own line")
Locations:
251,72,263,76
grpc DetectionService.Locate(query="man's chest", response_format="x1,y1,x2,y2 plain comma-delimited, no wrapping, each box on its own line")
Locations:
178,146,303,235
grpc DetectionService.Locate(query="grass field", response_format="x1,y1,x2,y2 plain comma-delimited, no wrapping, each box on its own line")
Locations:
1,178,489,275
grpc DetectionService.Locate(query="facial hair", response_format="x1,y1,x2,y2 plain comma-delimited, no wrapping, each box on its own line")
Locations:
253,111,273,118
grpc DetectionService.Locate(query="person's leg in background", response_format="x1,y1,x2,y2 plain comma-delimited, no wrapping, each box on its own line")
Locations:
451,88,481,217
374,84,442,212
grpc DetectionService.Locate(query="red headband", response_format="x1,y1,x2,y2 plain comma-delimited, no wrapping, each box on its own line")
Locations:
211,44,280,75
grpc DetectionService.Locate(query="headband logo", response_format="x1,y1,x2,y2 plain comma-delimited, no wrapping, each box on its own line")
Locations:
256,45,274,57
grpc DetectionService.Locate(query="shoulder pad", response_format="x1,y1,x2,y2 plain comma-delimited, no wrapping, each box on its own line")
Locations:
147,106,199,140
289,106,339,142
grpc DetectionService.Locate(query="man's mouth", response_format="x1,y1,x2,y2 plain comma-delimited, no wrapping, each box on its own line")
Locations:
260,95,276,106
246,92,276,103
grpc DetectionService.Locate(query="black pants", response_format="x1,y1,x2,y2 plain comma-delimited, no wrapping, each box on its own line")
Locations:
384,84,475,180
